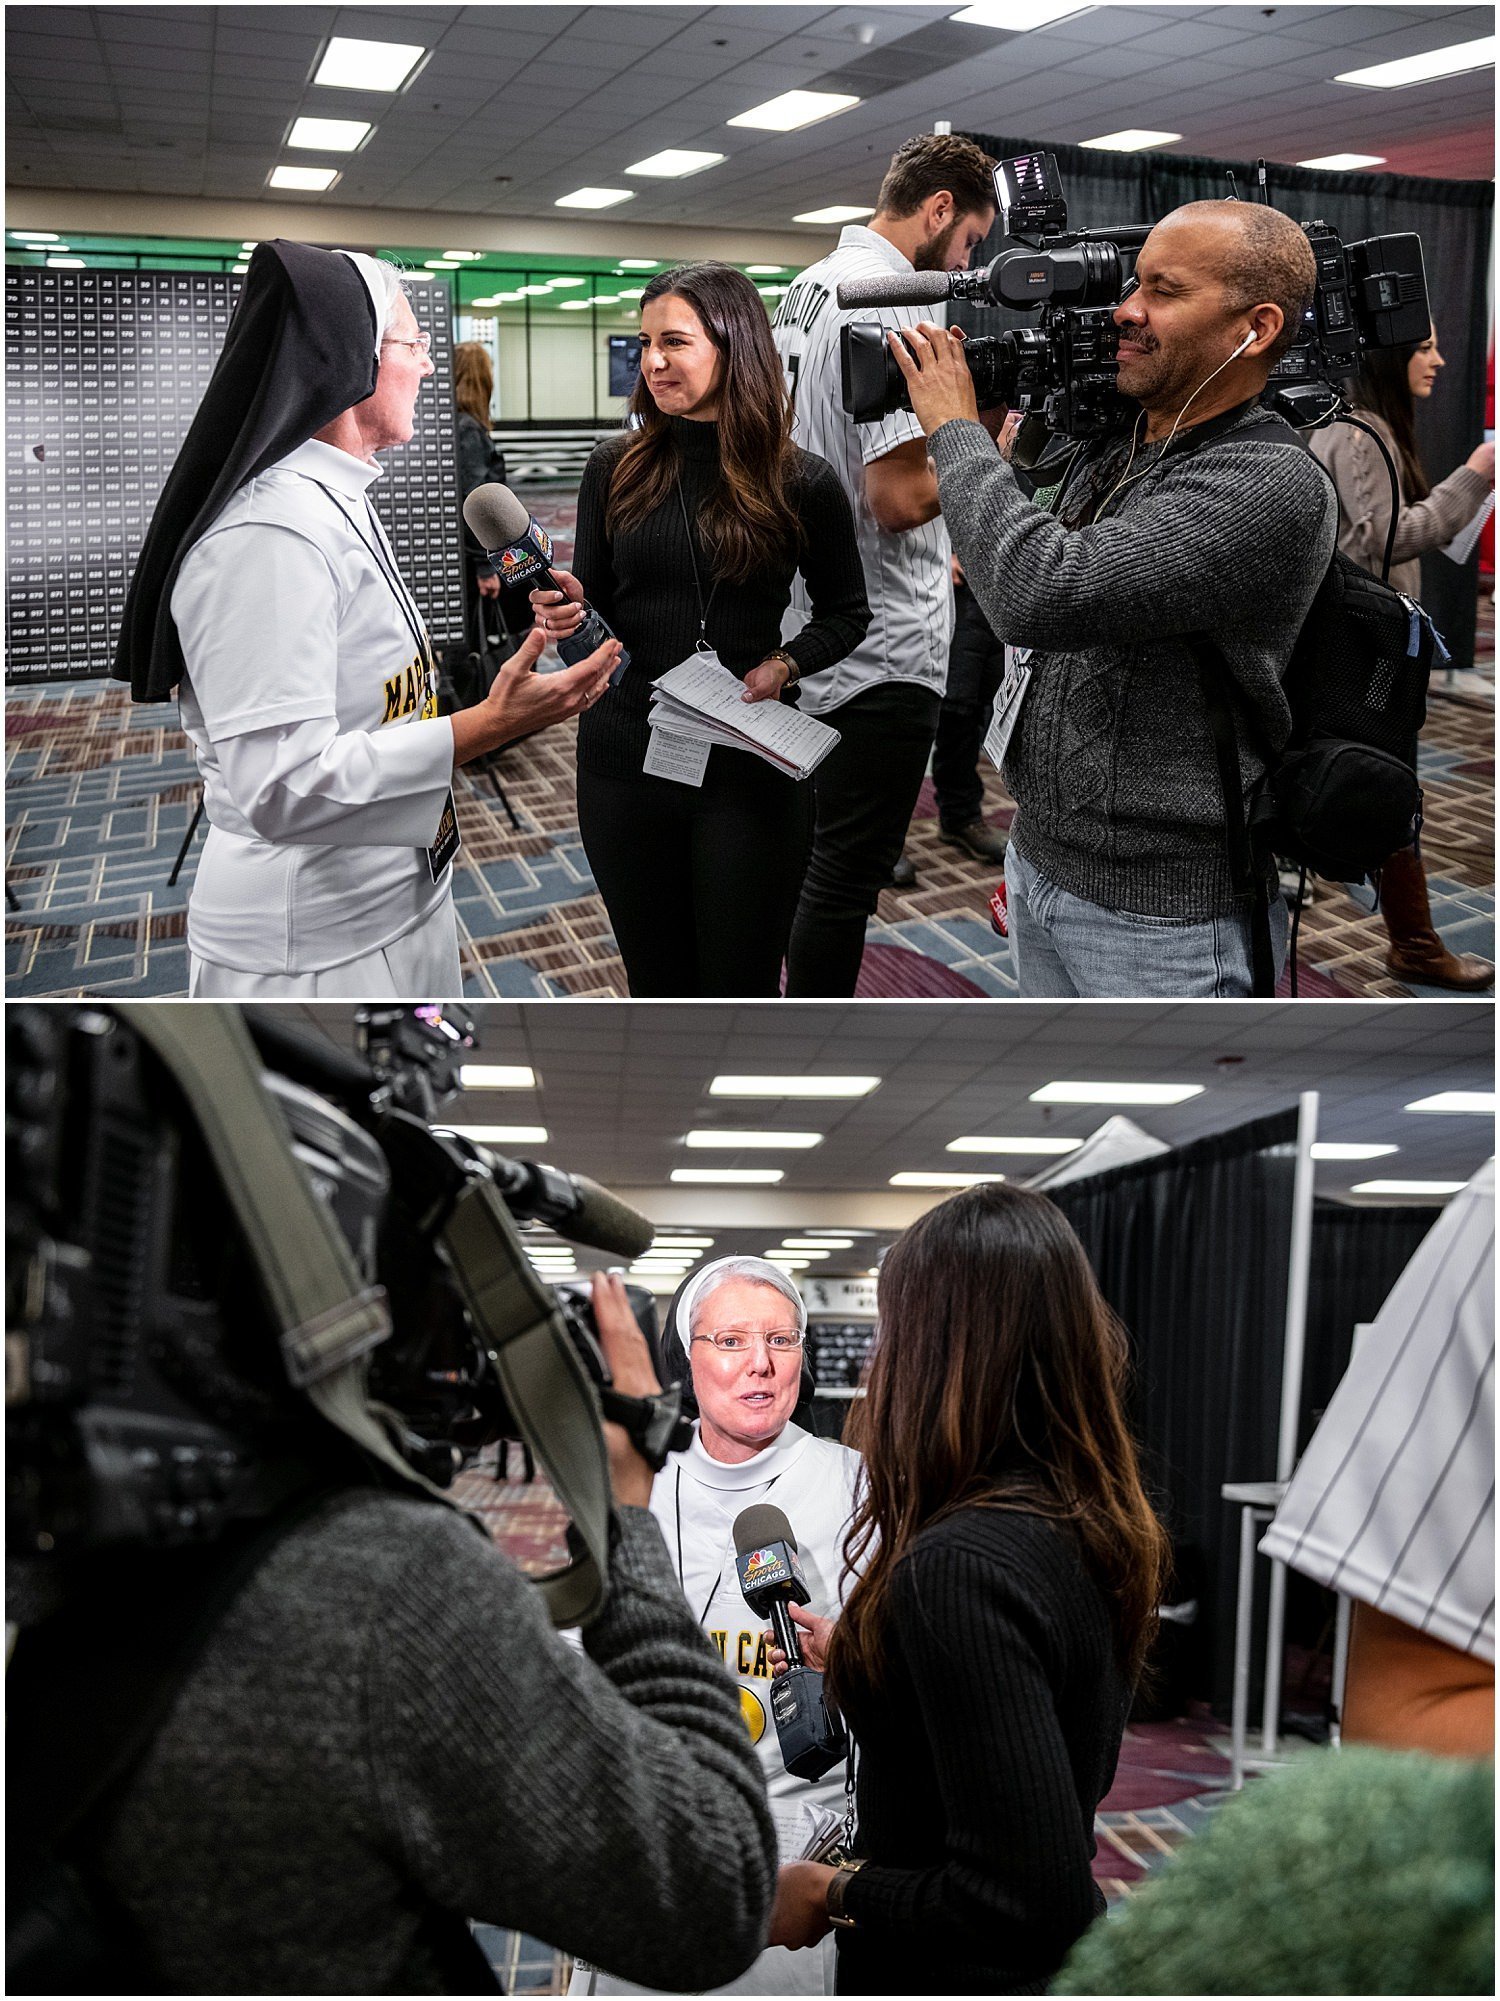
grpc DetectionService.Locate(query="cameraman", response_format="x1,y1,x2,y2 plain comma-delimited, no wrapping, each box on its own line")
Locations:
772,134,998,996
889,201,1337,998
10,1264,779,1994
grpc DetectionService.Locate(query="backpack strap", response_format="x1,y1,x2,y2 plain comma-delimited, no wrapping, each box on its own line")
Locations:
1189,641,1278,1000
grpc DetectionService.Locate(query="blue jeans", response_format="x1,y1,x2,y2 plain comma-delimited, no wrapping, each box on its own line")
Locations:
1004,842,1287,998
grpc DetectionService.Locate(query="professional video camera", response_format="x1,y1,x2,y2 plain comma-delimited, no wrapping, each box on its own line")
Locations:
7,1003,686,1629
838,150,1430,461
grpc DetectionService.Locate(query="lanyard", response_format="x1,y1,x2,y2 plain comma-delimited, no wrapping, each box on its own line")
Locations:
311,480,435,678
674,1463,785,1628
673,477,719,653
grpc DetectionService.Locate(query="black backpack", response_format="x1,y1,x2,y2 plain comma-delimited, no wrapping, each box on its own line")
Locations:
1189,411,1448,996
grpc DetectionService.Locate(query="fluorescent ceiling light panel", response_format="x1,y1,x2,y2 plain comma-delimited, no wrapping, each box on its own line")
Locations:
405,272,435,283
626,149,726,178
709,1075,880,1099
10,231,60,242
558,300,591,310
793,205,876,225
1352,1180,1465,1197
1031,1081,1205,1105
1335,37,1494,89
891,1170,1005,1188
618,260,659,271
288,116,371,151
313,37,426,92
548,276,586,287
730,90,860,132
519,283,552,295
241,241,259,251
670,1168,786,1185
1296,153,1386,170
425,261,460,271
765,1257,811,1269
946,1135,1083,1155
1404,1091,1495,1115
683,1130,823,1149
231,263,250,274
951,3,1094,29
444,1124,549,1144
47,256,85,268
1310,1143,1399,1161
555,188,634,210
1080,129,1182,152
780,1238,856,1250
442,250,481,261
746,265,785,275
268,165,340,192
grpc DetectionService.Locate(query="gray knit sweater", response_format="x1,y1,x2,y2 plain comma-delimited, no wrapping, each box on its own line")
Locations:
92,1492,778,1994
930,407,1337,918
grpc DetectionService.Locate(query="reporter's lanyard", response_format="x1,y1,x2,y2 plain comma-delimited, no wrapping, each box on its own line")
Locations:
673,477,719,654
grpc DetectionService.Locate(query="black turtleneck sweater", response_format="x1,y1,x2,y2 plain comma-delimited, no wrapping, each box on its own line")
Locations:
835,1508,1132,1996
570,416,871,778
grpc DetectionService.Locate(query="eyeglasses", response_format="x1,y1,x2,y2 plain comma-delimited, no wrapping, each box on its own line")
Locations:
381,333,433,358
691,1328,805,1354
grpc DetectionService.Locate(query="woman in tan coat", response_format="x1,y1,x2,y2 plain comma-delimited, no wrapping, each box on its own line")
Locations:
1312,327,1494,990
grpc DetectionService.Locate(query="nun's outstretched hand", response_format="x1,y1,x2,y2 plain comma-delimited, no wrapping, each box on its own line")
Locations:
450,625,619,764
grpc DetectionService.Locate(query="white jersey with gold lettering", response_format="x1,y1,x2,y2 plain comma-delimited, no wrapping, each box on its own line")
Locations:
173,437,456,977
771,225,952,717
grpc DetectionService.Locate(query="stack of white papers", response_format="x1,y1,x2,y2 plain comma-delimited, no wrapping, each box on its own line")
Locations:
647,651,841,781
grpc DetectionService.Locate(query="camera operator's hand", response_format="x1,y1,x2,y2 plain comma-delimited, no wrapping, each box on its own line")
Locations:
1466,440,1495,486
768,1862,837,1951
591,1271,662,1509
887,321,981,440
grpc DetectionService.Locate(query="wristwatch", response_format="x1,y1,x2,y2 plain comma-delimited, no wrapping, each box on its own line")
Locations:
763,648,800,686
826,1858,865,1930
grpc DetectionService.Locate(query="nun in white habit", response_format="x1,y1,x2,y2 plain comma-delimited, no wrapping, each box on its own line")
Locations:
573,1256,864,1997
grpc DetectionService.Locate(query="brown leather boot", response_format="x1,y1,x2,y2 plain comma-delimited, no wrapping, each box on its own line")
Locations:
1380,846,1495,991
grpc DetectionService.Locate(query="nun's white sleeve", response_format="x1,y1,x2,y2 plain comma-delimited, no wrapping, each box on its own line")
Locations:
173,519,455,848
205,716,451,846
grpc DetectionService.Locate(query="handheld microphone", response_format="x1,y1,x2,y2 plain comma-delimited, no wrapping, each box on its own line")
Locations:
462,483,629,679
733,1504,847,1781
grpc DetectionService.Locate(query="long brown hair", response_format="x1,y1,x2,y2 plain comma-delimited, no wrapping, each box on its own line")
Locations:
453,340,494,428
827,1183,1168,1706
1352,342,1431,504
607,263,802,585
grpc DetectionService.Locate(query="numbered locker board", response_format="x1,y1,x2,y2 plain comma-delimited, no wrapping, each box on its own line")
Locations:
806,1319,876,1389
5,267,466,683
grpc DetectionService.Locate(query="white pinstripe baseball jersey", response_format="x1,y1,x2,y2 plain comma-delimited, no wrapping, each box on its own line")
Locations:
1261,1159,1495,1663
771,226,952,717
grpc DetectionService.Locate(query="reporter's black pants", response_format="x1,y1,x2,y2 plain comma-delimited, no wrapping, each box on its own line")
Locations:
784,680,942,997
931,584,1005,832
577,751,812,998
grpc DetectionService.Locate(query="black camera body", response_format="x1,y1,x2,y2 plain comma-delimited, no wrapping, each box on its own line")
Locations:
6,1006,658,1572
840,150,1431,455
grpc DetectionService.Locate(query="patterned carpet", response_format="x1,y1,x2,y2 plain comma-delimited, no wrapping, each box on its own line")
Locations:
452,1465,1240,1991
6,494,1491,999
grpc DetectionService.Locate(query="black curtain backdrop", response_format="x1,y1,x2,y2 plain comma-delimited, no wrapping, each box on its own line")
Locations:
1046,1108,1298,1713
1302,1200,1440,1450
958,131,1494,665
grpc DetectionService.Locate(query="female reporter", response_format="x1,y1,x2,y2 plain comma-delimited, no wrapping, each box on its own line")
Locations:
532,263,869,998
767,1183,1168,1995
1312,326,1495,990
453,340,509,653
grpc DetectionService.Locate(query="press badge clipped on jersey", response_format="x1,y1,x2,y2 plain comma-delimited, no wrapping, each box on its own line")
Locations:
984,647,1033,774
426,789,462,881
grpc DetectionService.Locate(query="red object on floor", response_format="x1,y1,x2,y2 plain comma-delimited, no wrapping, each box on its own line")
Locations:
988,881,1008,937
